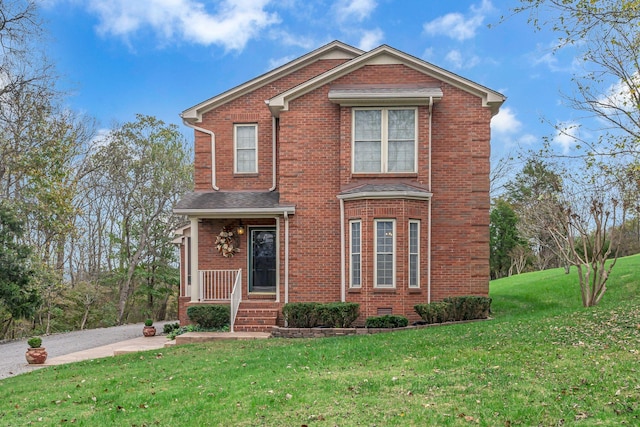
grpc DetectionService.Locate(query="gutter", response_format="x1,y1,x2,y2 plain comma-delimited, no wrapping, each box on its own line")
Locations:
428,96,433,303
182,118,219,191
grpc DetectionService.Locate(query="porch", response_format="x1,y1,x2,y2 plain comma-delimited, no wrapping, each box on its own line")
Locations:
182,269,280,333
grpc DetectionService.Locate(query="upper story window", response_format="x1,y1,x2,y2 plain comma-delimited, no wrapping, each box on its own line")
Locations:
353,108,417,174
234,124,257,173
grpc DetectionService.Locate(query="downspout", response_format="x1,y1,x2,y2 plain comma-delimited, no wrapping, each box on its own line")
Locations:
269,116,277,191
182,118,219,191
284,211,290,304
428,96,433,303
340,198,345,302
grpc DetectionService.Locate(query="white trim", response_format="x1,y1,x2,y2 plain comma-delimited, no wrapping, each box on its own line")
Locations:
374,219,396,288
428,199,432,303
234,124,258,174
173,207,295,216
269,116,277,191
268,45,505,117
351,107,418,174
182,41,363,122
340,198,346,301
408,220,420,289
189,217,199,302
349,220,362,289
182,120,218,191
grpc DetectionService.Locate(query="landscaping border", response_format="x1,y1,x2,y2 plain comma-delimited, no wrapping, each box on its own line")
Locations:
271,318,490,338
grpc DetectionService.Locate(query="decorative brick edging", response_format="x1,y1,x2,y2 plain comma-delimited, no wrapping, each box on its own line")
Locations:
271,318,490,338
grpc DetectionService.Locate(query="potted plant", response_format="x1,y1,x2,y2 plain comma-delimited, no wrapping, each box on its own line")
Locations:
25,336,48,364
143,319,156,337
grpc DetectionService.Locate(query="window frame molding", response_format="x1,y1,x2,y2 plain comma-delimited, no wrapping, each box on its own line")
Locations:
374,218,396,289
233,123,258,174
349,220,362,289
351,107,418,174
408,220,420,289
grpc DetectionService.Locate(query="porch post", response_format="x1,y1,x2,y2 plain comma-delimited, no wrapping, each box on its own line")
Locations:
190,216,199,302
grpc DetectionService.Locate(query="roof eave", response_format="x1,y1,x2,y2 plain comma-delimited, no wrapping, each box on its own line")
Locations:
173,206,296,217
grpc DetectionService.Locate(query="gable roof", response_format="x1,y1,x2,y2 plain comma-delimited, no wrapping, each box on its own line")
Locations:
181,41,364,123
267,44,505,116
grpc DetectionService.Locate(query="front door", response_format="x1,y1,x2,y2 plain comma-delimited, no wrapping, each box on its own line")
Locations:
249,228,277,293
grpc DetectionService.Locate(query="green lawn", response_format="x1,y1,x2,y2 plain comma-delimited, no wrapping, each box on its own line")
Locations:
2,255,639,426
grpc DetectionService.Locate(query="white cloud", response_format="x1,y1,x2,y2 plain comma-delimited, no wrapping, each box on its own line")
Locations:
358,28,384,51
423,0,494,41
553,121,580,154
268,55,297,70
82,0,280,51
444,49,480,69
491,107,522,135
333,0,377,23
597,72,640,114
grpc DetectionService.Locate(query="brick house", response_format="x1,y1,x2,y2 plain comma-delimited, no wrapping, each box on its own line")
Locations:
173,41,505,331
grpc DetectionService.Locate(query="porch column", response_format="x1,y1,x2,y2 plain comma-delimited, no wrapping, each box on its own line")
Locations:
190,216,199,302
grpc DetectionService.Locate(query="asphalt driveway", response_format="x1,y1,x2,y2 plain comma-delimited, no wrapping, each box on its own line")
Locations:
0,321,171,380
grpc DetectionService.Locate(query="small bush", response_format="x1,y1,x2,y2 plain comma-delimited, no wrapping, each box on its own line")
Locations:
317,302,360,328
365,315,409,329
27,337,42,348
187,305,230,328
282,302,321,328
415,296,492,324
414,302,452,324
144,318,154,327
443,296,492,320
163,322,180,334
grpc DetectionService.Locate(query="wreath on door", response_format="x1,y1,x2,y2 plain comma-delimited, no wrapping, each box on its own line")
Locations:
215,227,240,258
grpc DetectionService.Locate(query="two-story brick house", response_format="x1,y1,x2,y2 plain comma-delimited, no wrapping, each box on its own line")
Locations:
173,41,505,331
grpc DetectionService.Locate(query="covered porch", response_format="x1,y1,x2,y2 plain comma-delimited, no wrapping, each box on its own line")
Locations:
173,191,295,331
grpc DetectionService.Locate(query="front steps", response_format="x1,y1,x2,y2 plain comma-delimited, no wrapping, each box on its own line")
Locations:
233,301,280,333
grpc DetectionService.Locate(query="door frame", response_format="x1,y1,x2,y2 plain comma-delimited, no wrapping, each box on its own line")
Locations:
247,226,278,295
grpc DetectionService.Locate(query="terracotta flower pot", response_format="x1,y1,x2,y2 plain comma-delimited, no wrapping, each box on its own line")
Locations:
143,326,156,337
25,347,48,364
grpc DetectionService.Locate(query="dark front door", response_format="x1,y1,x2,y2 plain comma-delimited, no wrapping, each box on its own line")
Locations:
249,228,276,293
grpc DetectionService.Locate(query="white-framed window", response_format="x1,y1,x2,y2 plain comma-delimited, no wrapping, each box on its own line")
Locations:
349,220,361,288
353,108,417,173
374,219,396,288
409,220,420,288
234,124,258,173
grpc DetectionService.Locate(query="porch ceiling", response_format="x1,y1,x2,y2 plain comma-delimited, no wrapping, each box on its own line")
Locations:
173,191,295,217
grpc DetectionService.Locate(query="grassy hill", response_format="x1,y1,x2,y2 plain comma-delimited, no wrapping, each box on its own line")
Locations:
2,255,639,426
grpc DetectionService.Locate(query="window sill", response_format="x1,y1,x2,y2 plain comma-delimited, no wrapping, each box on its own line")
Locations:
351,173,418,178
347,288,361,294
233,173,259,178
373,288,397,294
408,288,422,294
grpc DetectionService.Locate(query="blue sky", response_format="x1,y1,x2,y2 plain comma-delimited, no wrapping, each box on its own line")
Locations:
39,0,585,159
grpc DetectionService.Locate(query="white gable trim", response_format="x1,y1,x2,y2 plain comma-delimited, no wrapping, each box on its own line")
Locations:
181,41,364,122
267,45,505,117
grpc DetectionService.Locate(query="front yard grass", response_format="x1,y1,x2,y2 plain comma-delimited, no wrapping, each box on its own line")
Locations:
2,255,639,426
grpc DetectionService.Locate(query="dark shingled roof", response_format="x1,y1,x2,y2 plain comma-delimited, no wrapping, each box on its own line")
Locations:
339,183,431,195
174,191,293,213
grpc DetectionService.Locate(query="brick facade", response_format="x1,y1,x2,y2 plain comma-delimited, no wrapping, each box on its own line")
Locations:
174,41,504,327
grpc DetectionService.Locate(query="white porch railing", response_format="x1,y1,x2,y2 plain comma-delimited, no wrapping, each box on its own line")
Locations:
199,269,239,301
230,269,242,333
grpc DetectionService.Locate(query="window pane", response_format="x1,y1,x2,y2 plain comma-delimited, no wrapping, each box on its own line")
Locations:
236,126,255,149
236,149,256,173
388,110,415,139
355,110,381,140
350,222,361,288
354,141,381,172
409,254,418,286
377,254,393,286
388,140,415,172
409,222,419,288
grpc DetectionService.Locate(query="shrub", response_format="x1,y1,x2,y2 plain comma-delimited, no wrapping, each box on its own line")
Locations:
282,302,321,328
27,337,42,348
144,318,154,327
163,322,180,334
187,305,230,328
414,302,452,324
365,315,409,329
317,302,360,328
443,296,492,320
415,296,492,324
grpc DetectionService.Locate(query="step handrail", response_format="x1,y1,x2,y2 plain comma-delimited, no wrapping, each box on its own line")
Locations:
229,269,242,333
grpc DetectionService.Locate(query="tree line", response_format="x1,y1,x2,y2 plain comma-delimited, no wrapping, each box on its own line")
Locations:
0,1,192,339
